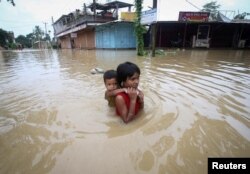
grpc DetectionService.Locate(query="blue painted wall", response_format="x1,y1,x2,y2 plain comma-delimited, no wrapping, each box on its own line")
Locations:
95,22,136,49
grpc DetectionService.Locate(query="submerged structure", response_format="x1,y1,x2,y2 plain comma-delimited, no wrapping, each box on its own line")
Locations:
52,1,134,49
144,11,250,49
53,1,250,49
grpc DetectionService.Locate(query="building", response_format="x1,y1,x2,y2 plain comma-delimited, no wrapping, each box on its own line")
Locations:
95,21,136,49
144,11,250,49
52,1,134,49
53,2,250,50
33,41,51,49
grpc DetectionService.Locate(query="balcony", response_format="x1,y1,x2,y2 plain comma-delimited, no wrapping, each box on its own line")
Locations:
53,1,133,36
53,13,116,36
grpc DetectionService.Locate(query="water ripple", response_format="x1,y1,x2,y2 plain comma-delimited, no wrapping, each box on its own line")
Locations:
0,49,250,174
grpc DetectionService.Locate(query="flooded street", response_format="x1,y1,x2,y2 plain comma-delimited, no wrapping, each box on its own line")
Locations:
0,49,250,174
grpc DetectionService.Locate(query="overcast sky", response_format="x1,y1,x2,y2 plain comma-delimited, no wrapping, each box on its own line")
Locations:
0,0,249,38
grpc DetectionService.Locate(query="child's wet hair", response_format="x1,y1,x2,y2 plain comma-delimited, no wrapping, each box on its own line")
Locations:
103,70,117,82
116,62,140,87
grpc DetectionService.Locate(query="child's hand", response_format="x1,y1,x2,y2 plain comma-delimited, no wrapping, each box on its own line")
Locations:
127,88,138,100
124,88,128,93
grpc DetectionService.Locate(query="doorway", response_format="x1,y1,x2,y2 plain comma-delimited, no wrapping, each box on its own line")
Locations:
195,25,210,48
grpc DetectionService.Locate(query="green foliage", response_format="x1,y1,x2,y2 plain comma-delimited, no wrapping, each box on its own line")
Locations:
0,28,13,48
0,0,15,6
16,35,31,48
202,1,220,11
44,33,51,41
201,1,220,20
155,49,165,55
8,42,17,49
7,0,15,6
134,0,145,56
143,49,166,56
33,26,44,41
0,29,8,47
26,33,35,41
0,24,50,49
234,12,250,20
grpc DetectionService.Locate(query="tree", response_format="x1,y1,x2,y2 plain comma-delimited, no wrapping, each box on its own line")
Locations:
7,0,15,6
234,12,250,20
16,35,31,48
44,33,51,42
0,28,13,48
0,0,15,6
26,33,35,40
0,28,8,47
134,0,145,56
201,1,220,20
26,33,35,45
33,26,44,41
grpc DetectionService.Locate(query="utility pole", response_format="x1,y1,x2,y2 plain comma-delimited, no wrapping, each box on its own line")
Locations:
43,22,48,49
43,22,48,36
51,17,55,36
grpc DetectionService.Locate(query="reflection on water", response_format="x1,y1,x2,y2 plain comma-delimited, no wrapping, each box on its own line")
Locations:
0,49,250,174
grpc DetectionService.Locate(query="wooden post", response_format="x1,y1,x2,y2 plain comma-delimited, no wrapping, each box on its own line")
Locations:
128,6,131,12
116,4,119,20
151,0,157,57
151,23,156,57
158,25,162,47
183,22,187,48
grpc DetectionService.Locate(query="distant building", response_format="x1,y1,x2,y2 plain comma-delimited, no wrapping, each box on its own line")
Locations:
33,41,50,49
52,1,134,49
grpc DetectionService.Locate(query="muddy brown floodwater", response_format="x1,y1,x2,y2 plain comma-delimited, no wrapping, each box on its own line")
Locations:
0,49,249,174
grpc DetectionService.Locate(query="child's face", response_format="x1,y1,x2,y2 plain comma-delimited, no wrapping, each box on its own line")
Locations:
105,78,118,91
123,73,140,89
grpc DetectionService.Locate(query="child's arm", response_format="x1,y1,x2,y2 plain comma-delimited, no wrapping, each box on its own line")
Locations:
106,88,127,98
115,88,138,123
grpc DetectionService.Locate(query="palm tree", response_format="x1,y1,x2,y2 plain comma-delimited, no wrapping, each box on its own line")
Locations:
32,26,45,49
33,26,44,42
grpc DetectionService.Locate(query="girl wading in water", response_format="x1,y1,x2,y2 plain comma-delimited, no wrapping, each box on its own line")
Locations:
115,62,144,123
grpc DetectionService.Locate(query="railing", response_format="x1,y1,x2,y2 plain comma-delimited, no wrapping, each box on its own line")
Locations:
54,14,116,35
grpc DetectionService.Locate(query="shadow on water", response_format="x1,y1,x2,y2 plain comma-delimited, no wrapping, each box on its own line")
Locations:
0,49,250,174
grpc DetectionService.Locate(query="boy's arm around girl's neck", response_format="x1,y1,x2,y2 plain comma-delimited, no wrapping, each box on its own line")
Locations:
106,88,127,98
106,88,144,108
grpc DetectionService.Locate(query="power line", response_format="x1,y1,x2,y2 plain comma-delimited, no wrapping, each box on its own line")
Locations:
185,0,201,11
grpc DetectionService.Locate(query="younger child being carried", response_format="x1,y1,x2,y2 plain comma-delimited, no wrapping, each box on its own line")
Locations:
103,70,127,107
